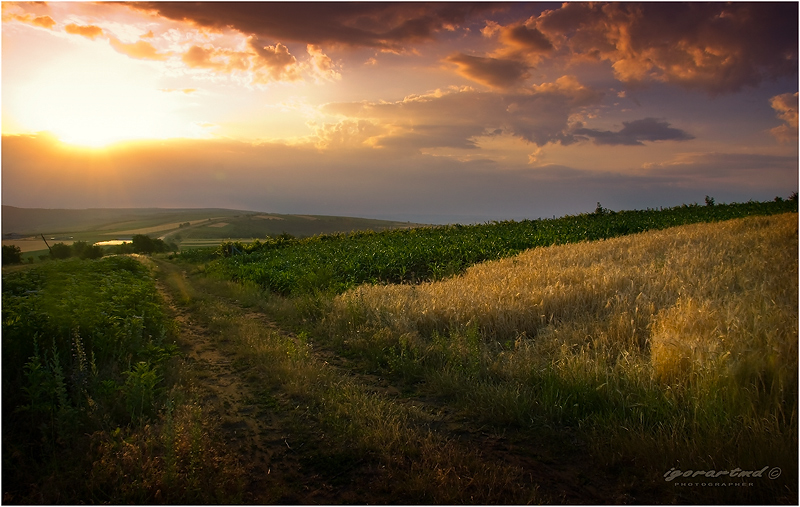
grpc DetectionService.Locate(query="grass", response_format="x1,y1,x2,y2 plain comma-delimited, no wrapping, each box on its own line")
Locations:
156,259,547,503
5,201,796,503
318,212,798,503
2,256,248,503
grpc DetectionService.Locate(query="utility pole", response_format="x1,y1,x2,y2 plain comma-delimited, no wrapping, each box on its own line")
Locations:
41,234,51,253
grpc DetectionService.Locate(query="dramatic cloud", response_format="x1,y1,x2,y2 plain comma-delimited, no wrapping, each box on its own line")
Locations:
131,3,501,50
769,92,799,143
574,118,694,146
64,23,104,40
323,77,603,150
533,2,798,94
248,38,302,83
2,2,796,223
481,20,553,62
446,53,531,89
180,39,305,84
305,45,341,82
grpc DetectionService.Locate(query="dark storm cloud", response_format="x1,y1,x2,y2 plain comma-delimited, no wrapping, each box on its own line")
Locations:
534,2,798,94
450,2,796,95
131,2,503,50
574,118,694,146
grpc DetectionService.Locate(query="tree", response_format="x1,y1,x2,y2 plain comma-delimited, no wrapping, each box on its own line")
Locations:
82,244,104,259
72,240,89,258
2,244,22,265
132,234,171,254
132,234,156,254
50,243,72,259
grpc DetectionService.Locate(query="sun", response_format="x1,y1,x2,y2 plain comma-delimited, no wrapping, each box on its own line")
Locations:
4,32,200,148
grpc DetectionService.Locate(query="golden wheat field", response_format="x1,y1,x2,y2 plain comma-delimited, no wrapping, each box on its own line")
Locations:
328,212,798,414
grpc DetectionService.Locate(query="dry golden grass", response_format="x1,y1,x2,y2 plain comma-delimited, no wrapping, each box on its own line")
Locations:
329,213,797,389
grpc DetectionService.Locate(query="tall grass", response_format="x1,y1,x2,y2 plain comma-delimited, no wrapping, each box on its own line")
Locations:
161,261,544,503
321,213,798,499
2,256,246,503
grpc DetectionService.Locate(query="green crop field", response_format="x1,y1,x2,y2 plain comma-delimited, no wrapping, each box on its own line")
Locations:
202,197,798,296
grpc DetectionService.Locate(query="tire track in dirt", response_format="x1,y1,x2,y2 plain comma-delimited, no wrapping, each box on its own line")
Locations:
154,264,341,504
152,259,666,504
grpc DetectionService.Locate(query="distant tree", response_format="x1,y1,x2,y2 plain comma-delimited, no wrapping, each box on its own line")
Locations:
82,244,104,259
132,234,156,254
71,240,104,259
72,241,89,258
704,195,715,206
132,234,171,254
50,243,72,260
2,244,22,265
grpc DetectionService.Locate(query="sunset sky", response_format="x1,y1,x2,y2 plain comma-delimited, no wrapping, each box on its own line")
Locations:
2,2,798,223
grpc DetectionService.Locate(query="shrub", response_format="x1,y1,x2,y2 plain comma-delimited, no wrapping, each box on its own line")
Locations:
49,242,72,259
2,244,22,265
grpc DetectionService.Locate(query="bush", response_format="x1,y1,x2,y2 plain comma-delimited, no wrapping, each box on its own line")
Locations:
71,241,104,260
131,234,173,254
2,244,22,265
49,243,72,260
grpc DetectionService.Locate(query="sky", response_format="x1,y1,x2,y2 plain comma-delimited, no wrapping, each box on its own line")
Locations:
2,2,798,224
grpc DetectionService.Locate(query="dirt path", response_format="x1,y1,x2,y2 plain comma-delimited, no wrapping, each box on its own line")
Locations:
150,258,669,504
153,262,339,503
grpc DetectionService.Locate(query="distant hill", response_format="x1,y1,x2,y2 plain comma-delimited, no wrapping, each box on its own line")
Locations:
1,206,423,250
1,206,248,236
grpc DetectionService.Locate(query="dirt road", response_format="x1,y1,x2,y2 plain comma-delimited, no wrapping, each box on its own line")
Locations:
151,258,668,504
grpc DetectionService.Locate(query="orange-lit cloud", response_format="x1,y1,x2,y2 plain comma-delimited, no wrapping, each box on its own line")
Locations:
446,53,531,89
533,3,798,94
769,92,799,143
306,45,341,82
109,36,168,61
323,79,604,149
65,23,104,40
482,20,553,63
4,11,56,29
310,119,385,149
182,44,248,72
180,39,304,84
248,38,302,83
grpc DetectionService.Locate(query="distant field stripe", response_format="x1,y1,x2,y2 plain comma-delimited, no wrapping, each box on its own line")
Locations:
104,217,226,235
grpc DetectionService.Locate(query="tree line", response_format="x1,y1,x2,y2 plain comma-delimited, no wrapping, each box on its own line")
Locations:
2,234,177,265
